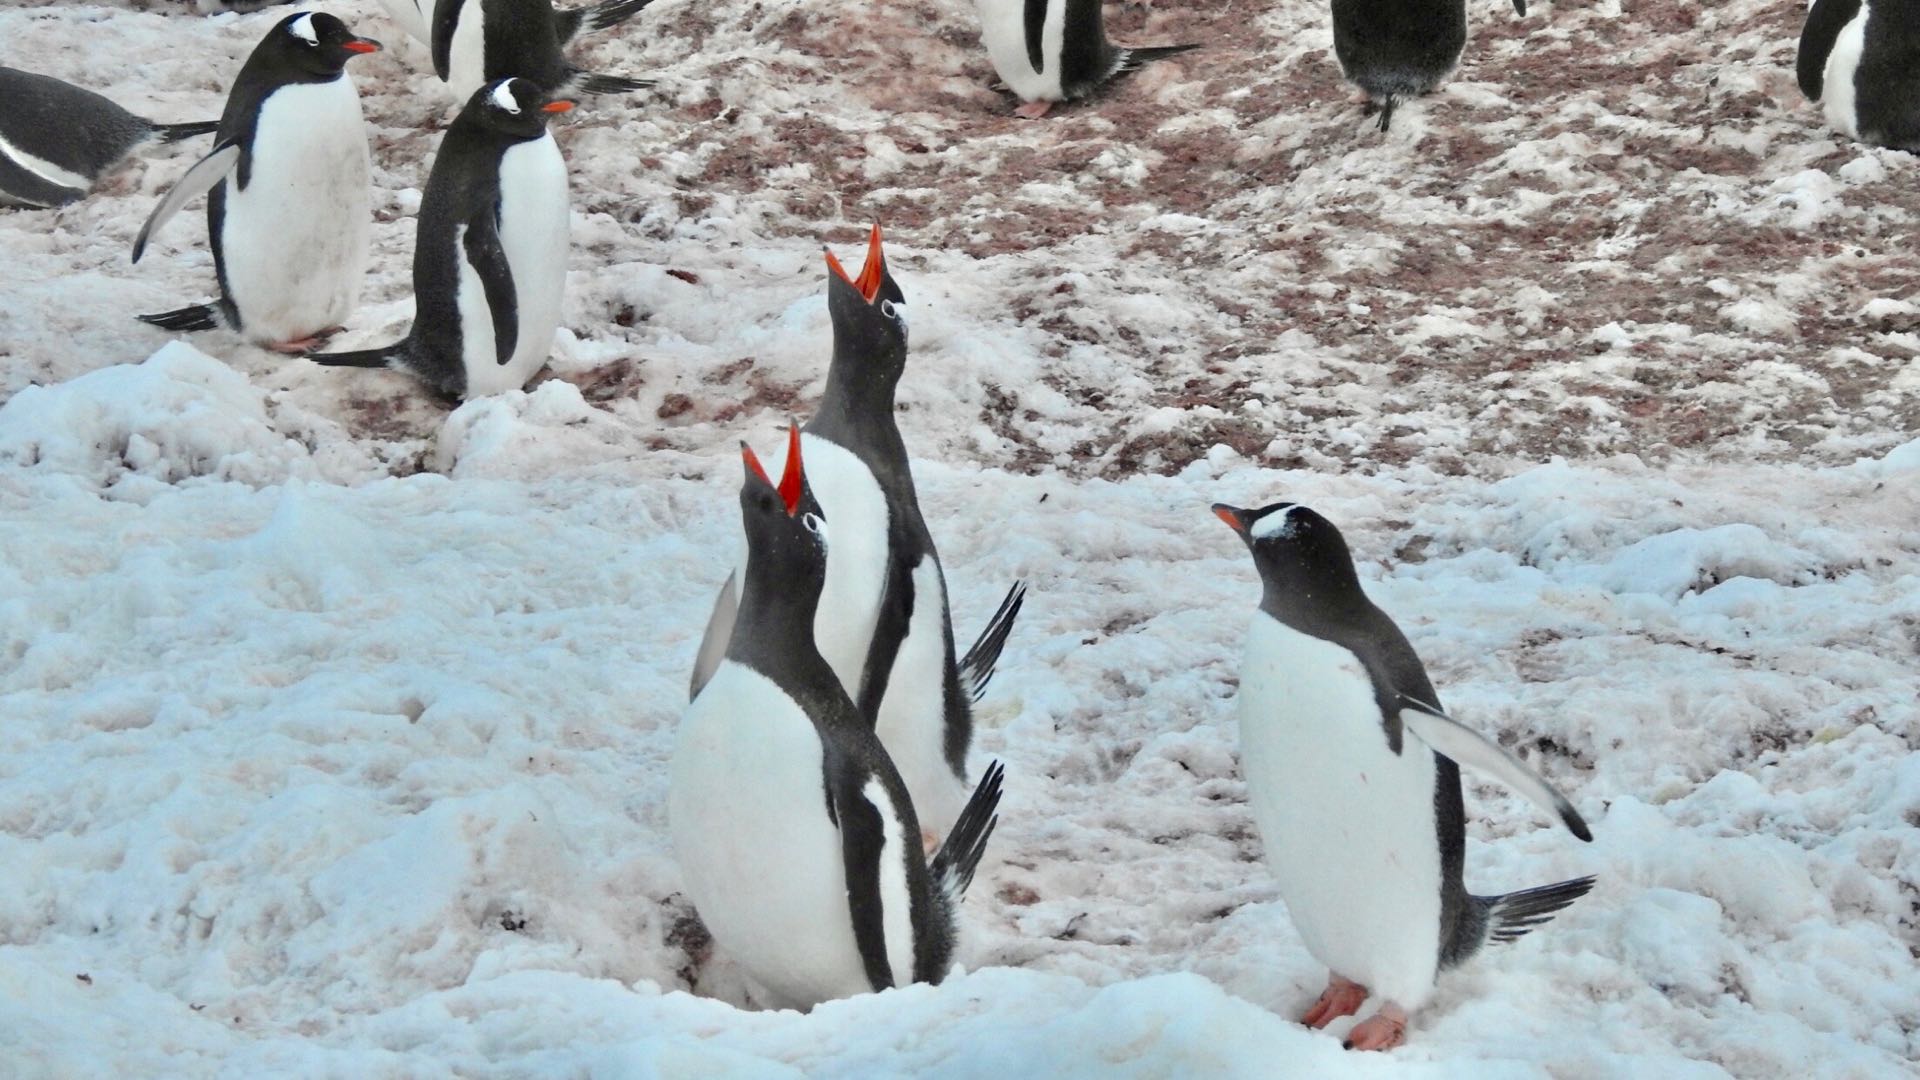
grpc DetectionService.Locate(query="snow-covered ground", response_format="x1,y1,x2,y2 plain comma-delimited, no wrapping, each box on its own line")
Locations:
3,0,1917,1074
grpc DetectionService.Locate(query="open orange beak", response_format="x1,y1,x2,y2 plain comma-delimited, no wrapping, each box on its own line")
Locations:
824,224,886,303
742,425,805,516
1212,504,1246,533
542,100,575,114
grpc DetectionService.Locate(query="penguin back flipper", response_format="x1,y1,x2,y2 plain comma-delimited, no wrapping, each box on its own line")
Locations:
574,72,654,95
151,120,222,144
929,760,1004,902
1483,875,1596,944
137,304,220,332
957,581,1027,704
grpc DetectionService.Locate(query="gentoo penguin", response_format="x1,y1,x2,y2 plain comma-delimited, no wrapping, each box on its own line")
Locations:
311,78,572,399
1332,0,1526,132
373,0,654,50
973,0,1198,118
688,227,1026,853
1216,500,1594,1051
0,68,219,209
671,427,1005,1009
1798,0,1920,151
431,0,654,102
130,12,380,354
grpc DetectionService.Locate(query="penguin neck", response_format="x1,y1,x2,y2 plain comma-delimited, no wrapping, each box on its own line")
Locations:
730,555,836,679
811,350,908,471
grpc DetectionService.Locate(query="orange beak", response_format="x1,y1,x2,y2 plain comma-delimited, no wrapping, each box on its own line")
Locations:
742,442,773,490
1212,504,1246,533
824,224,886,303
542,100,575,114
777,423,803,515
343,38,381,54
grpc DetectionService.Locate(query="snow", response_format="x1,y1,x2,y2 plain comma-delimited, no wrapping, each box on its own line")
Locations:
3,0,1919,1075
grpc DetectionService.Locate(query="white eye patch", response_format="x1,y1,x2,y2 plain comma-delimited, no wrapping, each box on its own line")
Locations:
490,81,522,114
289,13,319,44
1250,504,1307,540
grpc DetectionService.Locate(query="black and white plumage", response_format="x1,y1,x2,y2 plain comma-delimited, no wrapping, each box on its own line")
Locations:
311,78,572,400
0,67,219,209
974,0,1198,118
374,0,653,49
1216,500,1593,1051
130,12,380,353
1331,0,1526,132
431,0,655,102
1798,0,1920,151
689,228,1026,852
671,428,1004,1009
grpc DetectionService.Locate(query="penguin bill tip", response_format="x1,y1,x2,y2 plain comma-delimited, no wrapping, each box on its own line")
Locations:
1212,504,1246,532
741,441,774,489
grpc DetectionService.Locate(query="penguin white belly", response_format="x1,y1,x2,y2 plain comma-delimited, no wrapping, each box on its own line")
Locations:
446,3,489,102
757,435,891,698
462,133,569,398
221,77,370,345
973,0,1067,102
1237,613,1443,1009
669,663,875,1008
874,556,966,840
1821,7,1869,139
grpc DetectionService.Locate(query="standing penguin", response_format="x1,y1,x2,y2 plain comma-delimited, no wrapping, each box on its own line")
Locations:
1332,0,1526,132
0,68,219,209
130,12,380,353
671,427,1005,1009
688,228,1026,854
1215,500,1594,1051
973,0,1198,117
311,77,572,400
373,0,653,50
1798,0,1920,151
431,0,653,102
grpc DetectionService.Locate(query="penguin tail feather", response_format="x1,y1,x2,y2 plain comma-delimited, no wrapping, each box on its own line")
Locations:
585,0,658,31
958,581,1027,704
1377,95,1398,133
1482,875,1596,944
152,120,222,144
137,305,219,333
1118,43,1201,74
929,761,1004,903
309,346,399,369
575,72,654,95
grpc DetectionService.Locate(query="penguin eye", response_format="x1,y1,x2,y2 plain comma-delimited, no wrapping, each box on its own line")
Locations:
879,299,905,325
801,512,828,547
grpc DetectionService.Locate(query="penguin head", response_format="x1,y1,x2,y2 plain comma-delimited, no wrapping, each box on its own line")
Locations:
466,78,578,140
1213,501,1363,600
824,225,908,377
740,423,829,588
271,12,381,77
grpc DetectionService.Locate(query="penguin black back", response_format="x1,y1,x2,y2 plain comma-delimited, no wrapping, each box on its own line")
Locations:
0,68,219,208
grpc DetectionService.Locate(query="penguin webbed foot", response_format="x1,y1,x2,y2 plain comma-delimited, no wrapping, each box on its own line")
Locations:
921,827,940,858
1301,972,1369,1028
1013,99,1055,119
1342,1003,1408,1051
265,326,347,355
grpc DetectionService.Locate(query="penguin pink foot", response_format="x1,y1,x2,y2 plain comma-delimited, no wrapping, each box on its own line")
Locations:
1343,1003,1408,1051
921,828,941,857
1013,100,1054,119
1301,973,1368,1028
265,327,345,355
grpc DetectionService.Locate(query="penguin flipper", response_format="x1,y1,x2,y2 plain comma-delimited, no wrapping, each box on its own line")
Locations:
1398,698,1592,841
688,569,738,702
831,768,903,992
462,206,519,366
854,552,917,726
1022,0,1047,74
131,141,239,263
957,581,1026,704
430,0,467,81
1796,0,1860,101
1510,0,1526,15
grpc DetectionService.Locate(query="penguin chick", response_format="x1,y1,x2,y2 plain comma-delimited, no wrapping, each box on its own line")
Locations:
311,77,573,400
973,0,1198,118
1216,500,1594,1051
0,67,220,209
671,425,1006,1009
130,12,381,354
